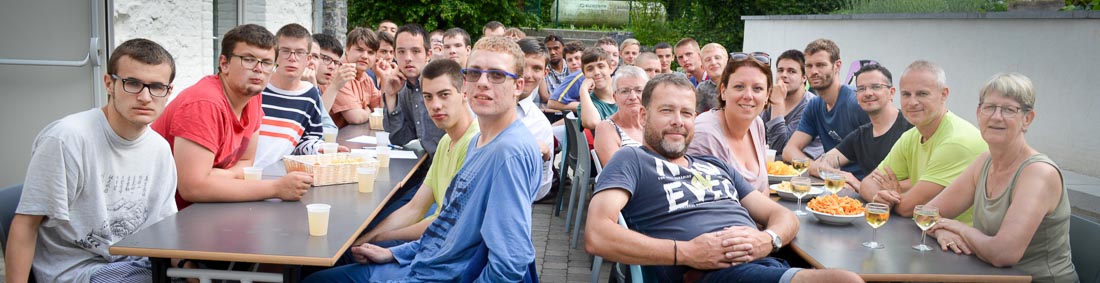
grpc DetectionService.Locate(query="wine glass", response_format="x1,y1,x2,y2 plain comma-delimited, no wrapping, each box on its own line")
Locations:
823,156,845,195
792,158,811,177
863,202,890,249
790,177,811,216
912,205,940,251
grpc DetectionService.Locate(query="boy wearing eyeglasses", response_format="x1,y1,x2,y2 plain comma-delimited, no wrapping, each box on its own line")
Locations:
309,33,355,126
6,39,180,283
253,24,343,169
152,24,313,210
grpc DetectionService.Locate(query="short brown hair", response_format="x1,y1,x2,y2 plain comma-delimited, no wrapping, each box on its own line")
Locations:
472,36,525,77
716,57,773,108
804,38,840,63
596,36,618,48
346,27,379,51
564,40,585,55
220,24,276,61
109,38,176,83
421,59,464,91
581,47,609,67
642,73,695,108
275,23,312,57
675,38,698,51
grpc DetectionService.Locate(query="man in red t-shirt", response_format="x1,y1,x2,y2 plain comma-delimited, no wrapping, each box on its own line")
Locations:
152,24,313,209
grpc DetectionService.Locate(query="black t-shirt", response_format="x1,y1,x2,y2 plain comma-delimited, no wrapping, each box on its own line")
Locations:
836,112,913,175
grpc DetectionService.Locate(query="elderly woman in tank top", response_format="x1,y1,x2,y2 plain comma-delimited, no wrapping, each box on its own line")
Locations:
686,54,772,193
926,73,1077,283
593,66,648,167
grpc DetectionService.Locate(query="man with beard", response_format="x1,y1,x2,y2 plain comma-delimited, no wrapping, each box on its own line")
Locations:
585,74,862,283
782,39,869,177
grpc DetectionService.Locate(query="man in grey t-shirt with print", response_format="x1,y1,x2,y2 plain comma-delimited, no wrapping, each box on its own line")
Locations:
584,74,861,283
4,39,179,283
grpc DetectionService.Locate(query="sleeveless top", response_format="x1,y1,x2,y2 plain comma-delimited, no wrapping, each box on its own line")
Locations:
974,154,1077,283
609,120,642,148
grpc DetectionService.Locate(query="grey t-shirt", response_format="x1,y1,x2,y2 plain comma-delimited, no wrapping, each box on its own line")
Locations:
17,108,178,282
594,146,758,280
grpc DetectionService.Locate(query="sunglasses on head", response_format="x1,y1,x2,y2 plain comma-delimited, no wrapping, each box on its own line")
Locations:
730,52,771,65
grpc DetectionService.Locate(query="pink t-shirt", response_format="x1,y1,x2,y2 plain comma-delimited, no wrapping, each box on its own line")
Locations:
687,110,769,193
331,74,380,128
152,74,264,208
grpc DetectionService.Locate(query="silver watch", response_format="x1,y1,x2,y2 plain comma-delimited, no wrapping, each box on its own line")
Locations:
764,229,782,253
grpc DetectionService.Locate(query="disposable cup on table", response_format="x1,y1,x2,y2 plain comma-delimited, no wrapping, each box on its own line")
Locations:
243,167,263,180
357,167,377,193
322,142,339,163
306,204,331,236
766,149,777,163
376,132,390,147
323,128,338,143
376,145,391,167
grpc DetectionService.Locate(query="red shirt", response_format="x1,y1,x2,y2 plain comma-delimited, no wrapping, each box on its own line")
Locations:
152,74,264,208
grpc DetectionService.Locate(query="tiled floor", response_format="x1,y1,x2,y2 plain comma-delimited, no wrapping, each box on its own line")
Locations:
0,203,610,283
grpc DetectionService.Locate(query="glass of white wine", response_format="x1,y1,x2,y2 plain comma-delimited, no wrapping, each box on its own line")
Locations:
792,158,811,177
824,173,845,195
912,205,940,251
863,202,890,249
790,177,811,216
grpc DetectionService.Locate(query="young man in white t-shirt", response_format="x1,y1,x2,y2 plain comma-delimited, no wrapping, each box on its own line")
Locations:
5,38,180,283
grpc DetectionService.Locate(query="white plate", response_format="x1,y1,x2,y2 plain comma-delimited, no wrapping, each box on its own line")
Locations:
808,205,864,225
768,174,800,183
770,184,825,201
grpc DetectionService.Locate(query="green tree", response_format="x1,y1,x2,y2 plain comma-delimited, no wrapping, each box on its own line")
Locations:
348,0,536,38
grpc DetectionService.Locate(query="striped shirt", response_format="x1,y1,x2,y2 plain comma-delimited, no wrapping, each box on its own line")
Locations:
254,82,325,169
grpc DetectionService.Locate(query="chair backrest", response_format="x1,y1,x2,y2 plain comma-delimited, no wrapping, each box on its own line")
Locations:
1,183,25,251
1071,215,1100,283
569,117,592,185
562,111,580,172
592,149,603,177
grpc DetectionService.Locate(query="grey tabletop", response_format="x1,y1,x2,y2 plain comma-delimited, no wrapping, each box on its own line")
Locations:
775,191,1031,282
110,125,425,266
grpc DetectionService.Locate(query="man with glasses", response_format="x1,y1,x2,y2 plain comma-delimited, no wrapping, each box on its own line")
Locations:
382,24,445,155
782,39,870,176
153,24,313,209
253,24,339,169
309,33,355,126
859,60,986,224
302,36,541,283
811,64,912,192
332,27,385,128
762,49,822,161
5,38,180,283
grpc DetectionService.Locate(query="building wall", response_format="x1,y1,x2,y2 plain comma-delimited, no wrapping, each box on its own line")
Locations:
113,0,315,99
743,13,1100,177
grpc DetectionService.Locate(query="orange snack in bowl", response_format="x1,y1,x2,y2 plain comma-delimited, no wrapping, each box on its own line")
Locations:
767,161,798,176
807,195,865,215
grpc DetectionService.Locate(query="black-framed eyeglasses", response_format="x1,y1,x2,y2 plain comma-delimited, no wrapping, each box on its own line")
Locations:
730,52,771,66
311,53,342,67
856,83,891,94
110,74,171,97
461,68,519,84
979,103,1028,118
230,54,278,72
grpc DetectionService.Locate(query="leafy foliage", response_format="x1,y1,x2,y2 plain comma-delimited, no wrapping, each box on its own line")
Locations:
834,0,1009,13
348,0,536,38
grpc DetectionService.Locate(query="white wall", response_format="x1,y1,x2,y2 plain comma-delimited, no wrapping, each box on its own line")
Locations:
743,13,1100,177
113,0,315,100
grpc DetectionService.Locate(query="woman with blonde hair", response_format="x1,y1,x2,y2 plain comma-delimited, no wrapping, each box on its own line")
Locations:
927,72,1077,283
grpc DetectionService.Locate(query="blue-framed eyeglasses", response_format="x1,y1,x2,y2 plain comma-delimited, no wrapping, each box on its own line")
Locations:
461,68,519,84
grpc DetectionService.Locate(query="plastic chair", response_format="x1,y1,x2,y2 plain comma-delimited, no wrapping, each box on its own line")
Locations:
1071,215,1100,283
0,183,37,283
590,213,645,283
554,111,579,217
565,114,594,248
592,149,603,178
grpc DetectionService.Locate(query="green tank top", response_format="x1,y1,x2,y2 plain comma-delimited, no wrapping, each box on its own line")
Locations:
974,154,1078,283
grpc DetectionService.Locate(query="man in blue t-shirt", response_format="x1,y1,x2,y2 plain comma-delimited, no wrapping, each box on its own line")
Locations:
782,39,870,176
302,36,542,283
586,74,861,283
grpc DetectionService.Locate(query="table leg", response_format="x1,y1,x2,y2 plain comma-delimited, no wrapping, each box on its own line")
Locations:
151,257,170,283
283,265,301,283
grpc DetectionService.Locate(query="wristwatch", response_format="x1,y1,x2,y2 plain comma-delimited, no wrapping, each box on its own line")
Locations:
764,229,782,253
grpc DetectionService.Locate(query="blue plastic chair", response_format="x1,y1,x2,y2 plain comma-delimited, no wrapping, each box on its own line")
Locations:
590,213,646,283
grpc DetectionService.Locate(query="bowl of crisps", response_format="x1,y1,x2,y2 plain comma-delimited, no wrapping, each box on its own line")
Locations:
806,195,865,225
770,182,824,201
767,161,800,182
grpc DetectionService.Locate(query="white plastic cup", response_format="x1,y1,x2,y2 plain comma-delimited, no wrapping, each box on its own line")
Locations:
369,111,385,130
243,167,263,180
306,204,331,236
323,128,338,143
350,149,369,163
376,132,390,147
766,149,777,163
357,167,377,193
376,145,391,167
